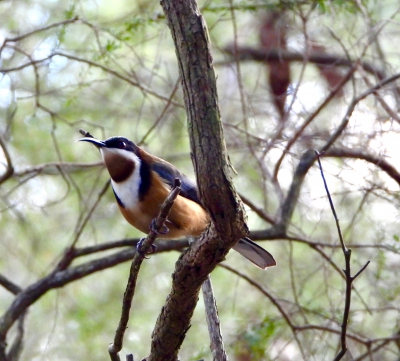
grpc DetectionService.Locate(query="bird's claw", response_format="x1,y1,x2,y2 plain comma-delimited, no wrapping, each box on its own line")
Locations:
136,237,157,258
150,219,169,235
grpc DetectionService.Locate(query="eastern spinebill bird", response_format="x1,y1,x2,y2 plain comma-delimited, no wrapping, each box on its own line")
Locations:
79,136,276,269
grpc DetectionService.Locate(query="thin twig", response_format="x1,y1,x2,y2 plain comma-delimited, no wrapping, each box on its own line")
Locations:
320,72,400,155
239,192,276,225
315,151,370,361
14,161,102,177
108,179,182,361
219,263,375,347
272,65,356,182
315,151,346,252
1,17,79,44
55,180,111,271
0,274,22,295
324,148,400,187
138,79,180,146
201,275,228,361
0,52,184,107
219,264,306,356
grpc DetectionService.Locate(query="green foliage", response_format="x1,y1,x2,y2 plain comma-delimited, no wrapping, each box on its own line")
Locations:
235,318,278,359
64,3,77,20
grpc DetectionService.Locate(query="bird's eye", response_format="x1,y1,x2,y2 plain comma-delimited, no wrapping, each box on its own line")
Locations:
118,141,127,149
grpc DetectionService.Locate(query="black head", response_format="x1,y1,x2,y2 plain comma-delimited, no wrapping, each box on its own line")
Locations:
79,136,139,154
79,136,142,183
103,136,139,154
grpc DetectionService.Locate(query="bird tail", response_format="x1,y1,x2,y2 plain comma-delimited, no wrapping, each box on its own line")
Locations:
232,237,276,269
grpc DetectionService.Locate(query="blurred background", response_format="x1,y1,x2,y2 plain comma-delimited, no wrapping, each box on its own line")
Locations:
1,0,400,360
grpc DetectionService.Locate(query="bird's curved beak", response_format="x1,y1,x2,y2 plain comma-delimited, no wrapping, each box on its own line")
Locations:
78,137,106,148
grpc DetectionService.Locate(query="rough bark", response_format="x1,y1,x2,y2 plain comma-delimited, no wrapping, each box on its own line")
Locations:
147,1,248,360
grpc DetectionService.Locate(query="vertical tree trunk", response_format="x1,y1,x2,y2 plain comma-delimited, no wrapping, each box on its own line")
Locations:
147,1,249,360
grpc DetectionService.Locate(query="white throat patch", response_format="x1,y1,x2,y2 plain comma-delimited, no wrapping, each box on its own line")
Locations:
100,147,142,210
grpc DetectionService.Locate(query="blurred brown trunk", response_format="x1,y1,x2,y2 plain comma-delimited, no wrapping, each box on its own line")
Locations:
259,12,290,119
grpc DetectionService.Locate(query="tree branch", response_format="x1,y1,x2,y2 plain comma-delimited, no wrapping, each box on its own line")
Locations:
109,179,182,361
324,148,400,186
201,276,227,361
0,240,186,352
222,46,386,81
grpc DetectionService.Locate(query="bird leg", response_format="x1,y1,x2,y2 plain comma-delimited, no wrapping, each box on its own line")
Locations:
150,218,169,235
136,237,157,257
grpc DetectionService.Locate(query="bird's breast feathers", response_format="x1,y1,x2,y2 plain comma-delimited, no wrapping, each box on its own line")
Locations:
111,170,144,212
112,169,209,238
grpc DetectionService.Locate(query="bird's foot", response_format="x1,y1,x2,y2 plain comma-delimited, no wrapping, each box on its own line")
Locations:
150,218,169,235
136,237,157,258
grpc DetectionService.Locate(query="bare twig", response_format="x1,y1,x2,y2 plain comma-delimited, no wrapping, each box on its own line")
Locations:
55,180,111,271
0,252,130,343
320,72,400,155
0,52,184,107
315,151,370,361
138,79,180,146
324,148,400,187
273,71,400,183
0,277,25,361
239,192,276,225
219,264,306,357
0,274,22,295
361,71,400,123
108,179,182,361
272,66,356,181
14,161,102,177
219,263,378,349
1,17,79,45
201,275,228,361
276,73,400,231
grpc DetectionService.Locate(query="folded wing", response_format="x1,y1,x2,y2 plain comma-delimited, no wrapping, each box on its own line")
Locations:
233,237,276,269
151,159,276,269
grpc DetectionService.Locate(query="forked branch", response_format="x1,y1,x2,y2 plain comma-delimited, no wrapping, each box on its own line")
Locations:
315,151,370,361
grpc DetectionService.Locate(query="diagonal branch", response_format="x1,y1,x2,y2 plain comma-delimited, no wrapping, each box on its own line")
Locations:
108,179,182,361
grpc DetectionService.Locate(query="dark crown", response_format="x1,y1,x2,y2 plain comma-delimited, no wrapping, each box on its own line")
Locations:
104,137,138,154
